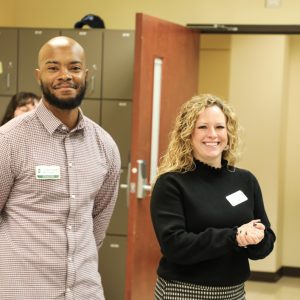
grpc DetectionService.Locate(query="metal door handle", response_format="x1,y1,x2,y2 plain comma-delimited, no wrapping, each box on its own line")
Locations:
120,160,151,201
136,159,151,199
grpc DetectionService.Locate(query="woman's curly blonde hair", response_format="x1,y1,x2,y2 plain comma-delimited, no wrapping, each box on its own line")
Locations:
156,94,241,178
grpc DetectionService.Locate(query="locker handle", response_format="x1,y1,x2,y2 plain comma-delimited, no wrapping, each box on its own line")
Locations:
90,75,95,94
6,73,10,89
120,163,131,207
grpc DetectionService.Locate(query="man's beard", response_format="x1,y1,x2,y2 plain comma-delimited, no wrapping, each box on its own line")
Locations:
40,81,86,110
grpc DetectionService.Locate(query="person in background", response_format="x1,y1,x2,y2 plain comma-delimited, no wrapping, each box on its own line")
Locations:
0,36,121,300
1,91,39,125
150,94,276,300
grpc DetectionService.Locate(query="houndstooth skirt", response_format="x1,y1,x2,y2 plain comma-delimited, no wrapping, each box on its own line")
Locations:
154,277,246,300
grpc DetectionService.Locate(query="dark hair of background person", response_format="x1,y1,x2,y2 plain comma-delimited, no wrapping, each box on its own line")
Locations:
1,92,39,126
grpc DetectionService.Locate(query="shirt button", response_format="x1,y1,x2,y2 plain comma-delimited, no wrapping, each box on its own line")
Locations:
62,126,67,131
66,287,71,292
68,162,73,167
68,257,72,262
71,195,75,199
67,225,72,230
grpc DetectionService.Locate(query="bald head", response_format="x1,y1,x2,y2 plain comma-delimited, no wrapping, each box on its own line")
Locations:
35,36,88,114
38,36,86,68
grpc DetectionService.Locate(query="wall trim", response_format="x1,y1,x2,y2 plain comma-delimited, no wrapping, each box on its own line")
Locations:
186,24,300,34
249,266,300,282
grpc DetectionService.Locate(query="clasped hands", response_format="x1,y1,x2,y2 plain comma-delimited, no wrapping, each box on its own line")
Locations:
236,219,265,248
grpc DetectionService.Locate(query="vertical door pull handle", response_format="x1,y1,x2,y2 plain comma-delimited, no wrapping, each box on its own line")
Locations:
136,160,151,199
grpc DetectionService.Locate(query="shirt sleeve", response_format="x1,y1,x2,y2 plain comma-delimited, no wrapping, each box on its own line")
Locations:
150,174,239,265
0,135,14,214
245,173,276,260
92,141,121,249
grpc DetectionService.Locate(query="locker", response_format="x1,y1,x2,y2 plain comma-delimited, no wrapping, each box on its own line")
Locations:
18,28,60,94
61,29,103,99
80,98,101,124
102,30,134,100
107,168,128,235
101,100,132,168
0,96,11,123
99,235,127,300
0,29,18,96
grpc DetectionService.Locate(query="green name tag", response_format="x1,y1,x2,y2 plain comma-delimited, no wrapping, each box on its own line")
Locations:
36,165,61,180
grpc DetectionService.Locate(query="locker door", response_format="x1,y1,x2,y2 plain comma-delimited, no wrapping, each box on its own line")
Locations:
102,30,135,100
18,29,60,94
0,96,11,122
80,99,101,124
99,235,127,300
61,29,103,99
101,100,132,168
0,29,17,96
107,168,128,235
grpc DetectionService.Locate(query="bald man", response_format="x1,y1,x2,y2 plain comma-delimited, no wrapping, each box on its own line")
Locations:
0,36,121,299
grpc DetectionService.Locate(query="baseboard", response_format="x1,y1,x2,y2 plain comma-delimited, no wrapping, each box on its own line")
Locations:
281,266,300,277
249,266,300,282
249,269,282,282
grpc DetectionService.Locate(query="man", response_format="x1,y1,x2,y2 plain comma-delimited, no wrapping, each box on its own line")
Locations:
0,36,121,299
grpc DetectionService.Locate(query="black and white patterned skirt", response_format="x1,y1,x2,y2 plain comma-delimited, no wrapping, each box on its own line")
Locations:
154,277,246,300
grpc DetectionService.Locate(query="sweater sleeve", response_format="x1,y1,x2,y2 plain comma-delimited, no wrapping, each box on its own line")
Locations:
245,173,276,260
150,174,240,265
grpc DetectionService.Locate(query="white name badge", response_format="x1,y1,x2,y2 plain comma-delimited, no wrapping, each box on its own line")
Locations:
36,165,61,180
226,190,248,206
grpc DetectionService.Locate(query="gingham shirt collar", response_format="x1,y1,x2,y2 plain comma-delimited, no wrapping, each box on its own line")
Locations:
36,99,85,135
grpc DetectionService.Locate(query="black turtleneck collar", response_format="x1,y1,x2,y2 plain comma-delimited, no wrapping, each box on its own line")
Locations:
193,158,229,174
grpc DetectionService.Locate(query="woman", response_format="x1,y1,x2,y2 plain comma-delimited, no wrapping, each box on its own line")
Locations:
1,91,39,125
150,94,276,300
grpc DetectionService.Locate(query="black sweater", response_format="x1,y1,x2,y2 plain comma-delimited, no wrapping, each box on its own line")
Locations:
150,160,276,286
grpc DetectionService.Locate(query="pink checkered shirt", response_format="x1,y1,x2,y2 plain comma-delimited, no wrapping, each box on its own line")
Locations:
0,100,121,300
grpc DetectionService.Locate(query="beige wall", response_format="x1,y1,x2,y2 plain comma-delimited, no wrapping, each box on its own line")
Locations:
199,34,300,271
2,0,300,29
1,0,299,272
0,0,16,26
229,35,288,272
198,35,231,100
283,36,300,267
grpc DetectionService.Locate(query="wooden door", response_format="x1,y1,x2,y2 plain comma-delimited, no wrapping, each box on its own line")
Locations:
125,14,199,300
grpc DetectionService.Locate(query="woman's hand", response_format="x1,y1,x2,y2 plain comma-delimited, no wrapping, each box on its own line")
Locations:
236,219,265,247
